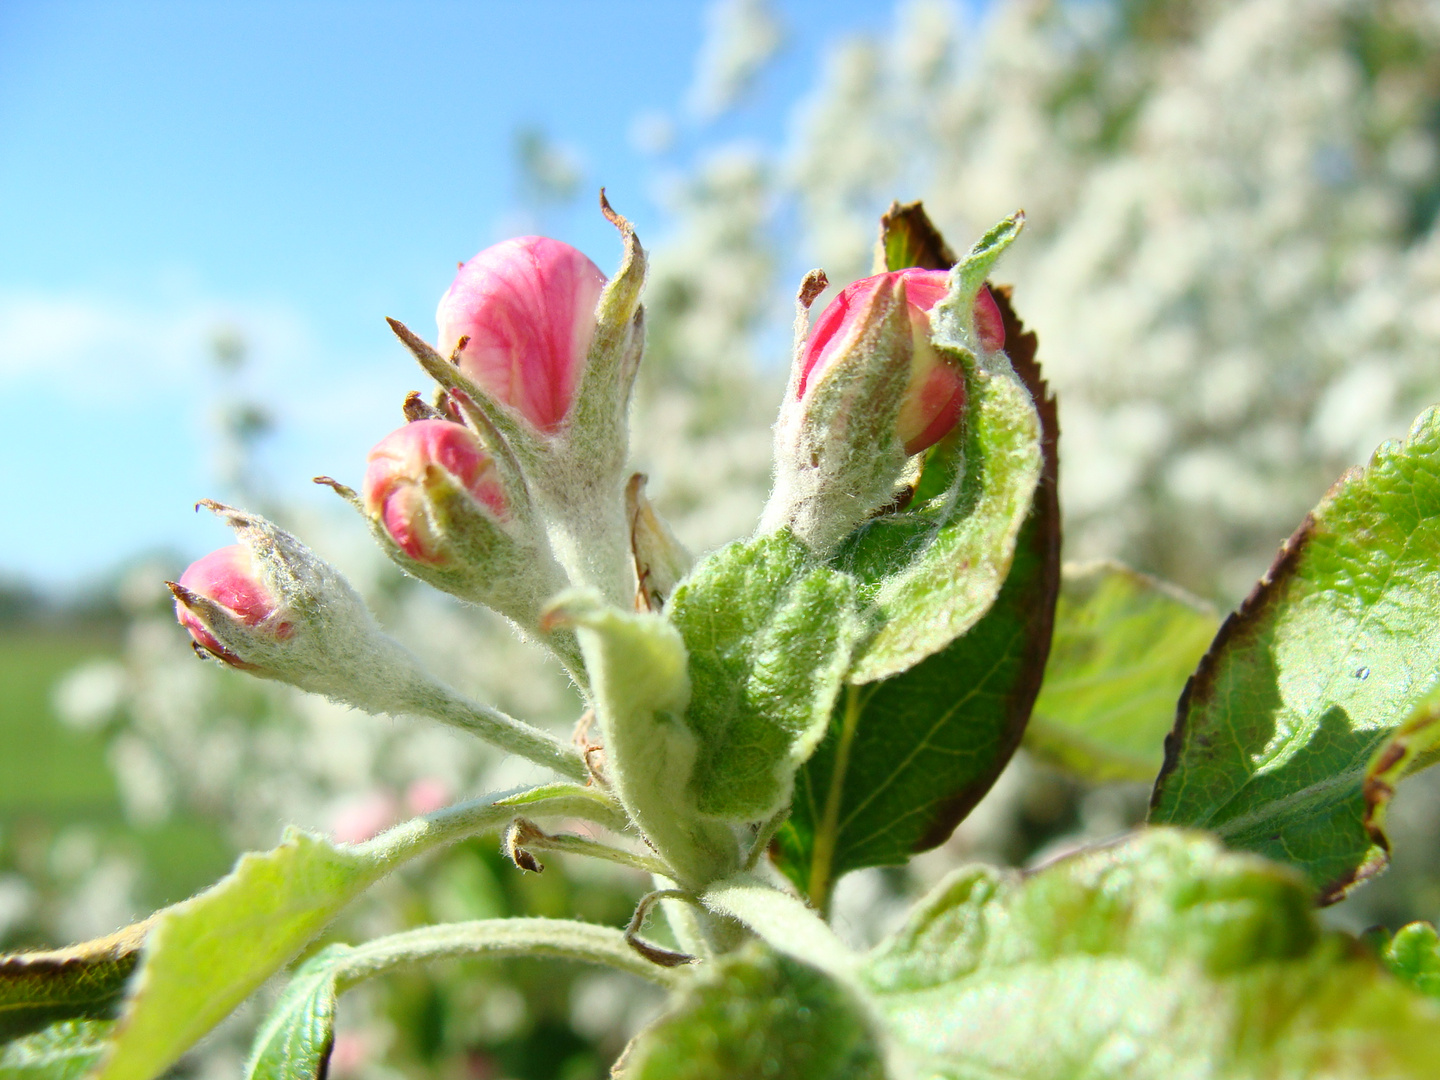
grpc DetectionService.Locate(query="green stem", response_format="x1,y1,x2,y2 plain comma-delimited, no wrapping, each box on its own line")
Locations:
355,783,627,866
744,808,791,871
808,684,862,914
406,676,588,782
333,918,687,992
510,821,673,877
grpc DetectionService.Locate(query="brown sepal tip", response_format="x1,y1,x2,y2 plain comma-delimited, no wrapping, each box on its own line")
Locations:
313,476,359,501
797,269,829,309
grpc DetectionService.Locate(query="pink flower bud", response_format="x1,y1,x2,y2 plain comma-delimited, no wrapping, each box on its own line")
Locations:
436,236,607,433
973,284,1006,353
363,419,507,565
800,271,1004,456
175,545,291,668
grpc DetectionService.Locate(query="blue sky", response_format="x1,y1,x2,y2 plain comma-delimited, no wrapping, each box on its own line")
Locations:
0,0,934,589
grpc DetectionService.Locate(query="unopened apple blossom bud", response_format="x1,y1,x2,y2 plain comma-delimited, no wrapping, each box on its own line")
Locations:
360,418,571,636
437,236,607,434
170,502,585,778
364,419,508,564
760,268,1009,555
973,284,1006,354
799,269,988,457
389,196,650,609
759,273,929,555
175,545,290,668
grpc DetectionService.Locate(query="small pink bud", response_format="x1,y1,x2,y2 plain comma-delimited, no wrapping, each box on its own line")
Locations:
175,545,292,667
973,284,1005,353
800,272,1004,456
436,236,607,433
363,419,506,565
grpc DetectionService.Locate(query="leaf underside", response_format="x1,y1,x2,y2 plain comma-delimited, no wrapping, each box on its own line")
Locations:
92,832,378,1080
1026,562,1218,783
1150,405,1440,901
0,922,147,1043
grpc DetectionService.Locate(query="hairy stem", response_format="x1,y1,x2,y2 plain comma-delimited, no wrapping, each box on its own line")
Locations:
334,917,687,992
507,818,672,877
355,783,627,866
403,673,588,782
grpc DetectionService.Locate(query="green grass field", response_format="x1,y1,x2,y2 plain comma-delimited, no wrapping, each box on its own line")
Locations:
0,627,235,922
0,629,119,816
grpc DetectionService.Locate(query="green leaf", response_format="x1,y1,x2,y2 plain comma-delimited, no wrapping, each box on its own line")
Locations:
1026,562,1219,782
873,199,958,274
245,946,348,1080
1379,923,1440,999
775,287,1059,908
860,828,1440,1079
546,593,737,890
0,923,146,1041
93,832,378,1080
666,531,866,822
839,214,1040,684
249,919,682,1080
90,785,609,1080
0,1021,112,1080
1151,406,1440,900
616,944,885,1080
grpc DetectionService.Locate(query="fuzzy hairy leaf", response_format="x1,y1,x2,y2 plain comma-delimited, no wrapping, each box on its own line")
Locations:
1026,562,1218,782
0,1020,112,1080
92,832,378,1080
550,593,738,890
1151,406,1440,900
616,945,885,1080
666,531,866,822
774,286,1058,907
862,829,1440,1079
839,214,1041,684
76,785,608,1080
244,946,347,1080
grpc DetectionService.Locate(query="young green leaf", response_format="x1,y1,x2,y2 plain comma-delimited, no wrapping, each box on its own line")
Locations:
1378,922,1440,1000
0,1020,113,1080
871,199,958,276
245,945,348,1080
774,286,1059,909
839,214,1041,684
666,531,866,822
1151,406,1440,900
91,832,378,1080
88,784,613,1080
1026,562,1218,782
546,593,738,890
860,829,1440,1079
0,922,147,1041
614,944,885,1080
249,920,683,1080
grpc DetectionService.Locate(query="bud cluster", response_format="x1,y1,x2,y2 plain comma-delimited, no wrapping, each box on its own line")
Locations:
172,196,1023,871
